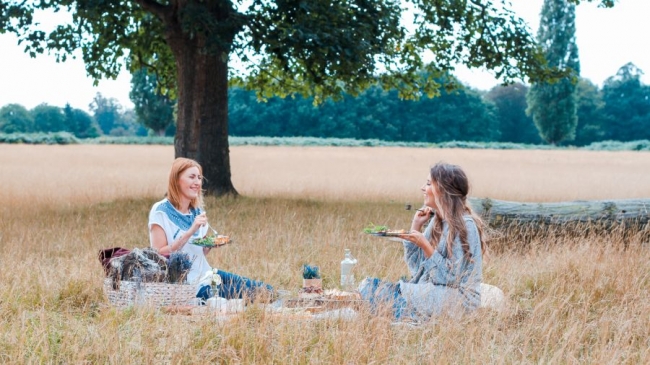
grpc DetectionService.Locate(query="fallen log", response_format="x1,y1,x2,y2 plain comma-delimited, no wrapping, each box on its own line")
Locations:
465,198,650,252
468,197,650,226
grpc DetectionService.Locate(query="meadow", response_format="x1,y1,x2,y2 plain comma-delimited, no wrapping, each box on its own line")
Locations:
0,144,649,363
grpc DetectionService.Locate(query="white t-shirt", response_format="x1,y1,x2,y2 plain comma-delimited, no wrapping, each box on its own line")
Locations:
148,198,211,286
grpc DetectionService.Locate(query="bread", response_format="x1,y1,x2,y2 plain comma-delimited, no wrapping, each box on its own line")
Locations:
213,235,230,246
323,289,361,301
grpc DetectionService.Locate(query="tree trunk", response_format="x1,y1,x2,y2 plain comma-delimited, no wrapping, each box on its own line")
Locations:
166,25,238,196
469,197,650,226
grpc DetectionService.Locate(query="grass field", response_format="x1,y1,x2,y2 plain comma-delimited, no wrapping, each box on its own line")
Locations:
3,144,650,206
1,144,649,363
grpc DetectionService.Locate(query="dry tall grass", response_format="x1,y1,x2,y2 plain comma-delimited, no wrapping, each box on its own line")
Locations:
0,144,649,363
2,144,650,207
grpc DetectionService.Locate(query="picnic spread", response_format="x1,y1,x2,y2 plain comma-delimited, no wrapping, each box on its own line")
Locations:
98,246,506,320
98,247,368,320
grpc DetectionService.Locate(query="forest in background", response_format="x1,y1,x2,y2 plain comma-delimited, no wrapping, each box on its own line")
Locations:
1,62,649,147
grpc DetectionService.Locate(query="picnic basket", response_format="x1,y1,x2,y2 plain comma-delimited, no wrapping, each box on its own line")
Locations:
103,278,196,308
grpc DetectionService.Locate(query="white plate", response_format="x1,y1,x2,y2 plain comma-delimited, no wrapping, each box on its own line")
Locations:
366,233,404,242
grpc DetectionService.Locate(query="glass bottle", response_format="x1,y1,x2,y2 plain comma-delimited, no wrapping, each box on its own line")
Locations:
133,269,145,306
210,268,222,298
340,249,358,290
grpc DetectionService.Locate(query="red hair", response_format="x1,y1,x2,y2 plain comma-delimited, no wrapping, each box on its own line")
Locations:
167,157,204,210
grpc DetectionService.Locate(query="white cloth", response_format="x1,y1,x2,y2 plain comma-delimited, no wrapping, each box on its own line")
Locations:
148,198,210,286
479,283,506,311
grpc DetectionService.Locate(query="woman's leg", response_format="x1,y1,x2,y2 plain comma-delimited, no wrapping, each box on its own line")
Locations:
216,270,274,301
196,284,211,302
358,277,407,319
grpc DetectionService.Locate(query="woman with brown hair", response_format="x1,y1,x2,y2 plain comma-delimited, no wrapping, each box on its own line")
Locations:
149,157,273,302
359,162,487,319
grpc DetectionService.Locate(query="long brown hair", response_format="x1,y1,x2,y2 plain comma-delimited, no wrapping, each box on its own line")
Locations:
428,162,487,260
167,157,204,211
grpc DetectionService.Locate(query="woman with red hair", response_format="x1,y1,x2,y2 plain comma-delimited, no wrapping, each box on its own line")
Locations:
149,157,273,302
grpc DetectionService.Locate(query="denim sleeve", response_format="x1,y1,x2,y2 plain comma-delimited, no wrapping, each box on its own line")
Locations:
403,239,424,277
465,218,482,260
403,219,435,278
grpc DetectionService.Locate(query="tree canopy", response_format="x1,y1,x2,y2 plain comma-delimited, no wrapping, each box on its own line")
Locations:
229,75,499,143
63,103,101,138
601,62,650,141
0,104,33,133
1,0,615,195
485,82,540,144
32,103,67,133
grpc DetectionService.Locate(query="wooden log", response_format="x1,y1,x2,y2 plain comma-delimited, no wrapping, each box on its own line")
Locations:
468,197,650,226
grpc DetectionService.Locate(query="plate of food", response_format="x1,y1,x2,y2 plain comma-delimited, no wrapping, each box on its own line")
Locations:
192,235,232,247
363,223,407,241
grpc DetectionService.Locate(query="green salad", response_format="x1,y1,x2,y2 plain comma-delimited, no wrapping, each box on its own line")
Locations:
363,223,389,234
192,236,215,247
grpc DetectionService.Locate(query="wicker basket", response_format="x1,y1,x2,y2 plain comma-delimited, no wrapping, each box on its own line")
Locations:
103,278,197,307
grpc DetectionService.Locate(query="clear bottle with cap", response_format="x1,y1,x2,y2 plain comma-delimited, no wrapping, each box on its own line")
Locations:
210,268,222,298
340,249,358,290
133,269,145,306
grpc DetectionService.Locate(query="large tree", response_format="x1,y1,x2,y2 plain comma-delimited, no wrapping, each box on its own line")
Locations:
526,0,580,145
1,0,613,195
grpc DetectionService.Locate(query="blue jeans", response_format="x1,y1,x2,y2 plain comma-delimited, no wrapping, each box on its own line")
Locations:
196,269,274,301
359,277,408,319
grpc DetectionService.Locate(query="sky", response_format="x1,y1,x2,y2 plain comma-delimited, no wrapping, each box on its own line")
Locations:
1,0,649,113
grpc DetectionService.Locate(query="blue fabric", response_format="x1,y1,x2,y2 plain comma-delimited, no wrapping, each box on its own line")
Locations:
155,200,202,235
358,277,408,319
196,269,274,301
402,215,482,312
196,284,212,302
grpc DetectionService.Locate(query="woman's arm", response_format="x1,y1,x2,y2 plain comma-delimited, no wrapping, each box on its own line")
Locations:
420,218,481,285
150,224,197,255
400,216,435,277
401,208,435,258
150,212,208,255
401,230,434,258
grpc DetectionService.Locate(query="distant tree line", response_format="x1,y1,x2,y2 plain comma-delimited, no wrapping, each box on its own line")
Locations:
229,79,501,143
2,63,648,145
229,62,650,146
0,93,147,138
0,69,170,138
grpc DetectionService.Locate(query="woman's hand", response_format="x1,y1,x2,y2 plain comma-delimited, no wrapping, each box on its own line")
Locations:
410,206,433,232
399,230,434,258
190,212,208,234
151,212,209,256
400,230,428,249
